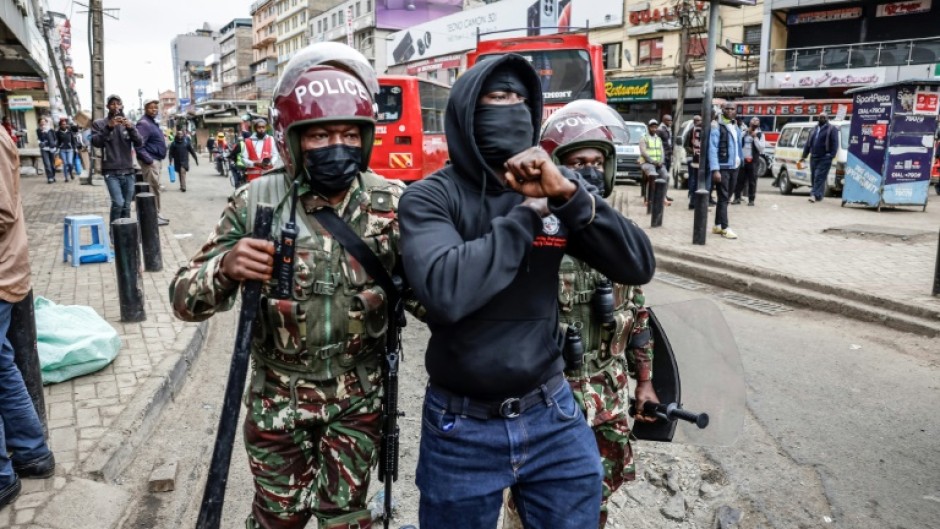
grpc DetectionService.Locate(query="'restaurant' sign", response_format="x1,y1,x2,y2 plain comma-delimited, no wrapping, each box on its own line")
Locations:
876,0,932,17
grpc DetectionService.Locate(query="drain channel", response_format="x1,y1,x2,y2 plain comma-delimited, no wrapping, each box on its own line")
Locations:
654,272,708,291
716,292,793,315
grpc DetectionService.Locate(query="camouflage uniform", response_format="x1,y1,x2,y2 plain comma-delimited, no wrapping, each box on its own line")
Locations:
503,255,653,529
170,169,405,529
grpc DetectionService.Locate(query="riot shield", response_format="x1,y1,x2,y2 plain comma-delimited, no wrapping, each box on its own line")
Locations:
631,298,745,447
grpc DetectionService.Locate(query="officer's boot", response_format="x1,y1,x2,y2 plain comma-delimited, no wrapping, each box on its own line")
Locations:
320,509,373,529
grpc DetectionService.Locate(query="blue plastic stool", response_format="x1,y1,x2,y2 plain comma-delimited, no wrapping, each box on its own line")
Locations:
63,215,113,267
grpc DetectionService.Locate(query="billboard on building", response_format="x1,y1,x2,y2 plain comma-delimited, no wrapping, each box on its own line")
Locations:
193,80,209,103
387,0,624,66
376,0,464,30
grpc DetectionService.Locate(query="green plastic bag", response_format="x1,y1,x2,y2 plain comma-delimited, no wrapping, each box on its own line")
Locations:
34,296,121,384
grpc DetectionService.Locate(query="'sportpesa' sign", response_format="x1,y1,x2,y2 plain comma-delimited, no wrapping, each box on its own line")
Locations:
606,78,653,102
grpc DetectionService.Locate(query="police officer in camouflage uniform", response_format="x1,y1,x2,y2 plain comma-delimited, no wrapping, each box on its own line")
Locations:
502,100,661,529
169,43,405,529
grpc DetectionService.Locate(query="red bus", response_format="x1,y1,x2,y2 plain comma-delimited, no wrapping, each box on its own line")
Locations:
372,75,450,183
466,31,606,120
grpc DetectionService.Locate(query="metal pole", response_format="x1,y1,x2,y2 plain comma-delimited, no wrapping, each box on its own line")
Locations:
692,189,709,244
112,218,146,322
85,0,105,185
8,290,47,436
674,1,691,188
651,178,667,227
693,0,721,245
933,226,940,296
136,192,163,272
134,182,150,197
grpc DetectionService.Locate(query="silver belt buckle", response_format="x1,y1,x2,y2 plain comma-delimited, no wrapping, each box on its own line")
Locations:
499,397,522,419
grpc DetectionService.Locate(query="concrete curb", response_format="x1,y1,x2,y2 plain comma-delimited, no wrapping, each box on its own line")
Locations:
654,248,940,338
80,320,208,482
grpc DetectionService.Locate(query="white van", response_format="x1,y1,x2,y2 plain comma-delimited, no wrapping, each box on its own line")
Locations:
772,120,849,196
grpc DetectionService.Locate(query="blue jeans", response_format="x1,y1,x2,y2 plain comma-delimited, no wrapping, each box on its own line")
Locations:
104,173,136,225
416,379,603,528
41,149,56,181
811,154,833,201
58,149,74,180
0,301,52,488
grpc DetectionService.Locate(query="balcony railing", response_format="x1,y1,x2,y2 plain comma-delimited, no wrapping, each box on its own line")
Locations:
770,36,940,72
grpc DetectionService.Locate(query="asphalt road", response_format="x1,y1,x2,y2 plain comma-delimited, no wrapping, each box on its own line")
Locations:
117,164,940,529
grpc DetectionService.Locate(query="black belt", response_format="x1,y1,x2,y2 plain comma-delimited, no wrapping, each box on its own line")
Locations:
431,372,566,420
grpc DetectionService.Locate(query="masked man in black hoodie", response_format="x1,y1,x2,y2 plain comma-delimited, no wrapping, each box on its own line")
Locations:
399,56,656,528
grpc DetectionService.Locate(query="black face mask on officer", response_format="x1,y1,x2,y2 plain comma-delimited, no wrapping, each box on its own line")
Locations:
303,145,362,195
576,166,606,195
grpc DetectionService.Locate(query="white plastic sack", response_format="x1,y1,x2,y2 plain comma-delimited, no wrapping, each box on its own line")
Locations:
34,296,121,384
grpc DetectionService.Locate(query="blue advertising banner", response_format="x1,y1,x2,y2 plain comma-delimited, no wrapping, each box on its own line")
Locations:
843,87,894,206
193,81,209,104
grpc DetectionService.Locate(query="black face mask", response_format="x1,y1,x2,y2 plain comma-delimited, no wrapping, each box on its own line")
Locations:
303,145,362,195
474,103,534,167
576,166,606,195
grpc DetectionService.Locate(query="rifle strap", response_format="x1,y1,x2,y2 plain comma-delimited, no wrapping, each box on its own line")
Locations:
310,208,401,311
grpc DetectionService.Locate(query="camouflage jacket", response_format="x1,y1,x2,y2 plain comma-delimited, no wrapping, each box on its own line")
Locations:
558,255,653,382
169,169,406,380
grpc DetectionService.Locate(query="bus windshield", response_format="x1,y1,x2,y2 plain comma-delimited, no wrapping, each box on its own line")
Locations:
476,49,594,105
377,85,403,123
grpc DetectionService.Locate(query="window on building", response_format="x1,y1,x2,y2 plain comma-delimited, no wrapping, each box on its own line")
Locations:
367,0,372,12
356,2,361,17
338,10,345,25
292,16,297,29
638,37,663,66
687,34,708,59
743,24,761,55
332,13,337,27
602,42,622,70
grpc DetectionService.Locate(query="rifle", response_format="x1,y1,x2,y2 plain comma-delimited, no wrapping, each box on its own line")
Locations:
196,204,274,529
311,208,405,529
377,290,405,529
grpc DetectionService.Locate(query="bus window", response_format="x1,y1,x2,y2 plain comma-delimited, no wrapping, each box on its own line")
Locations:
377,85,403,123
476,49,594,106
419,81,447,134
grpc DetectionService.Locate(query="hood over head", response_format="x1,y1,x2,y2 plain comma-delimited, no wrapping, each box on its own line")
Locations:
444,54,542,192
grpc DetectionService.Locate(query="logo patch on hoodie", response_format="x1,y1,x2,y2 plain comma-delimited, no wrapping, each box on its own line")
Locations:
541,214,560,235
534,215,566,249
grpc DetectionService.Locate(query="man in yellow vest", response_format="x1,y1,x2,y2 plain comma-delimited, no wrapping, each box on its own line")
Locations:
638,119,672,206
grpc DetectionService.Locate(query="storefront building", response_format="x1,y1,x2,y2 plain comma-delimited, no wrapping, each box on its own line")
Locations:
758,0,940,97
597,0,764,123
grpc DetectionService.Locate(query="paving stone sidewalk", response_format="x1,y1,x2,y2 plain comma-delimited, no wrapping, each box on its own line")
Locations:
1,175,204,529
611,182,940,327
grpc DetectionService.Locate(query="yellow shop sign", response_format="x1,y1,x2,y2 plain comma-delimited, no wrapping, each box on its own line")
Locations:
606,79,653,102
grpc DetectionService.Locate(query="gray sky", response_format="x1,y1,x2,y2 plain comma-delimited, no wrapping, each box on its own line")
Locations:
48,0,255,112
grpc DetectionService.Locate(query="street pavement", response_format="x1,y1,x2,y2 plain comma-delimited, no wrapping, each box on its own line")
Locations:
1,167,938,528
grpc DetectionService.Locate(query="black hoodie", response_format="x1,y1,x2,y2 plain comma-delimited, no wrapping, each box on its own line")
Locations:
399,55,656,400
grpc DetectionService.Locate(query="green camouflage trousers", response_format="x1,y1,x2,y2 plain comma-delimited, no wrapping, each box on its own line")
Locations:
503,359,634,529
244,362,382,529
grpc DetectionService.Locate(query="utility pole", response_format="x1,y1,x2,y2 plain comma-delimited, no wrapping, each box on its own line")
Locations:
674,0,691,171
692,0,722,245
77,0,117,183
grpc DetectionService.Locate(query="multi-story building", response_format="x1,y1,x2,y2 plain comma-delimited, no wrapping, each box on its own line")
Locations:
159,89,177,117
218,18,253,100
170,25,217,105
596,0,764,122
275,0,311,76
757,0,940,97
0,0,55,147
248,0,278,103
